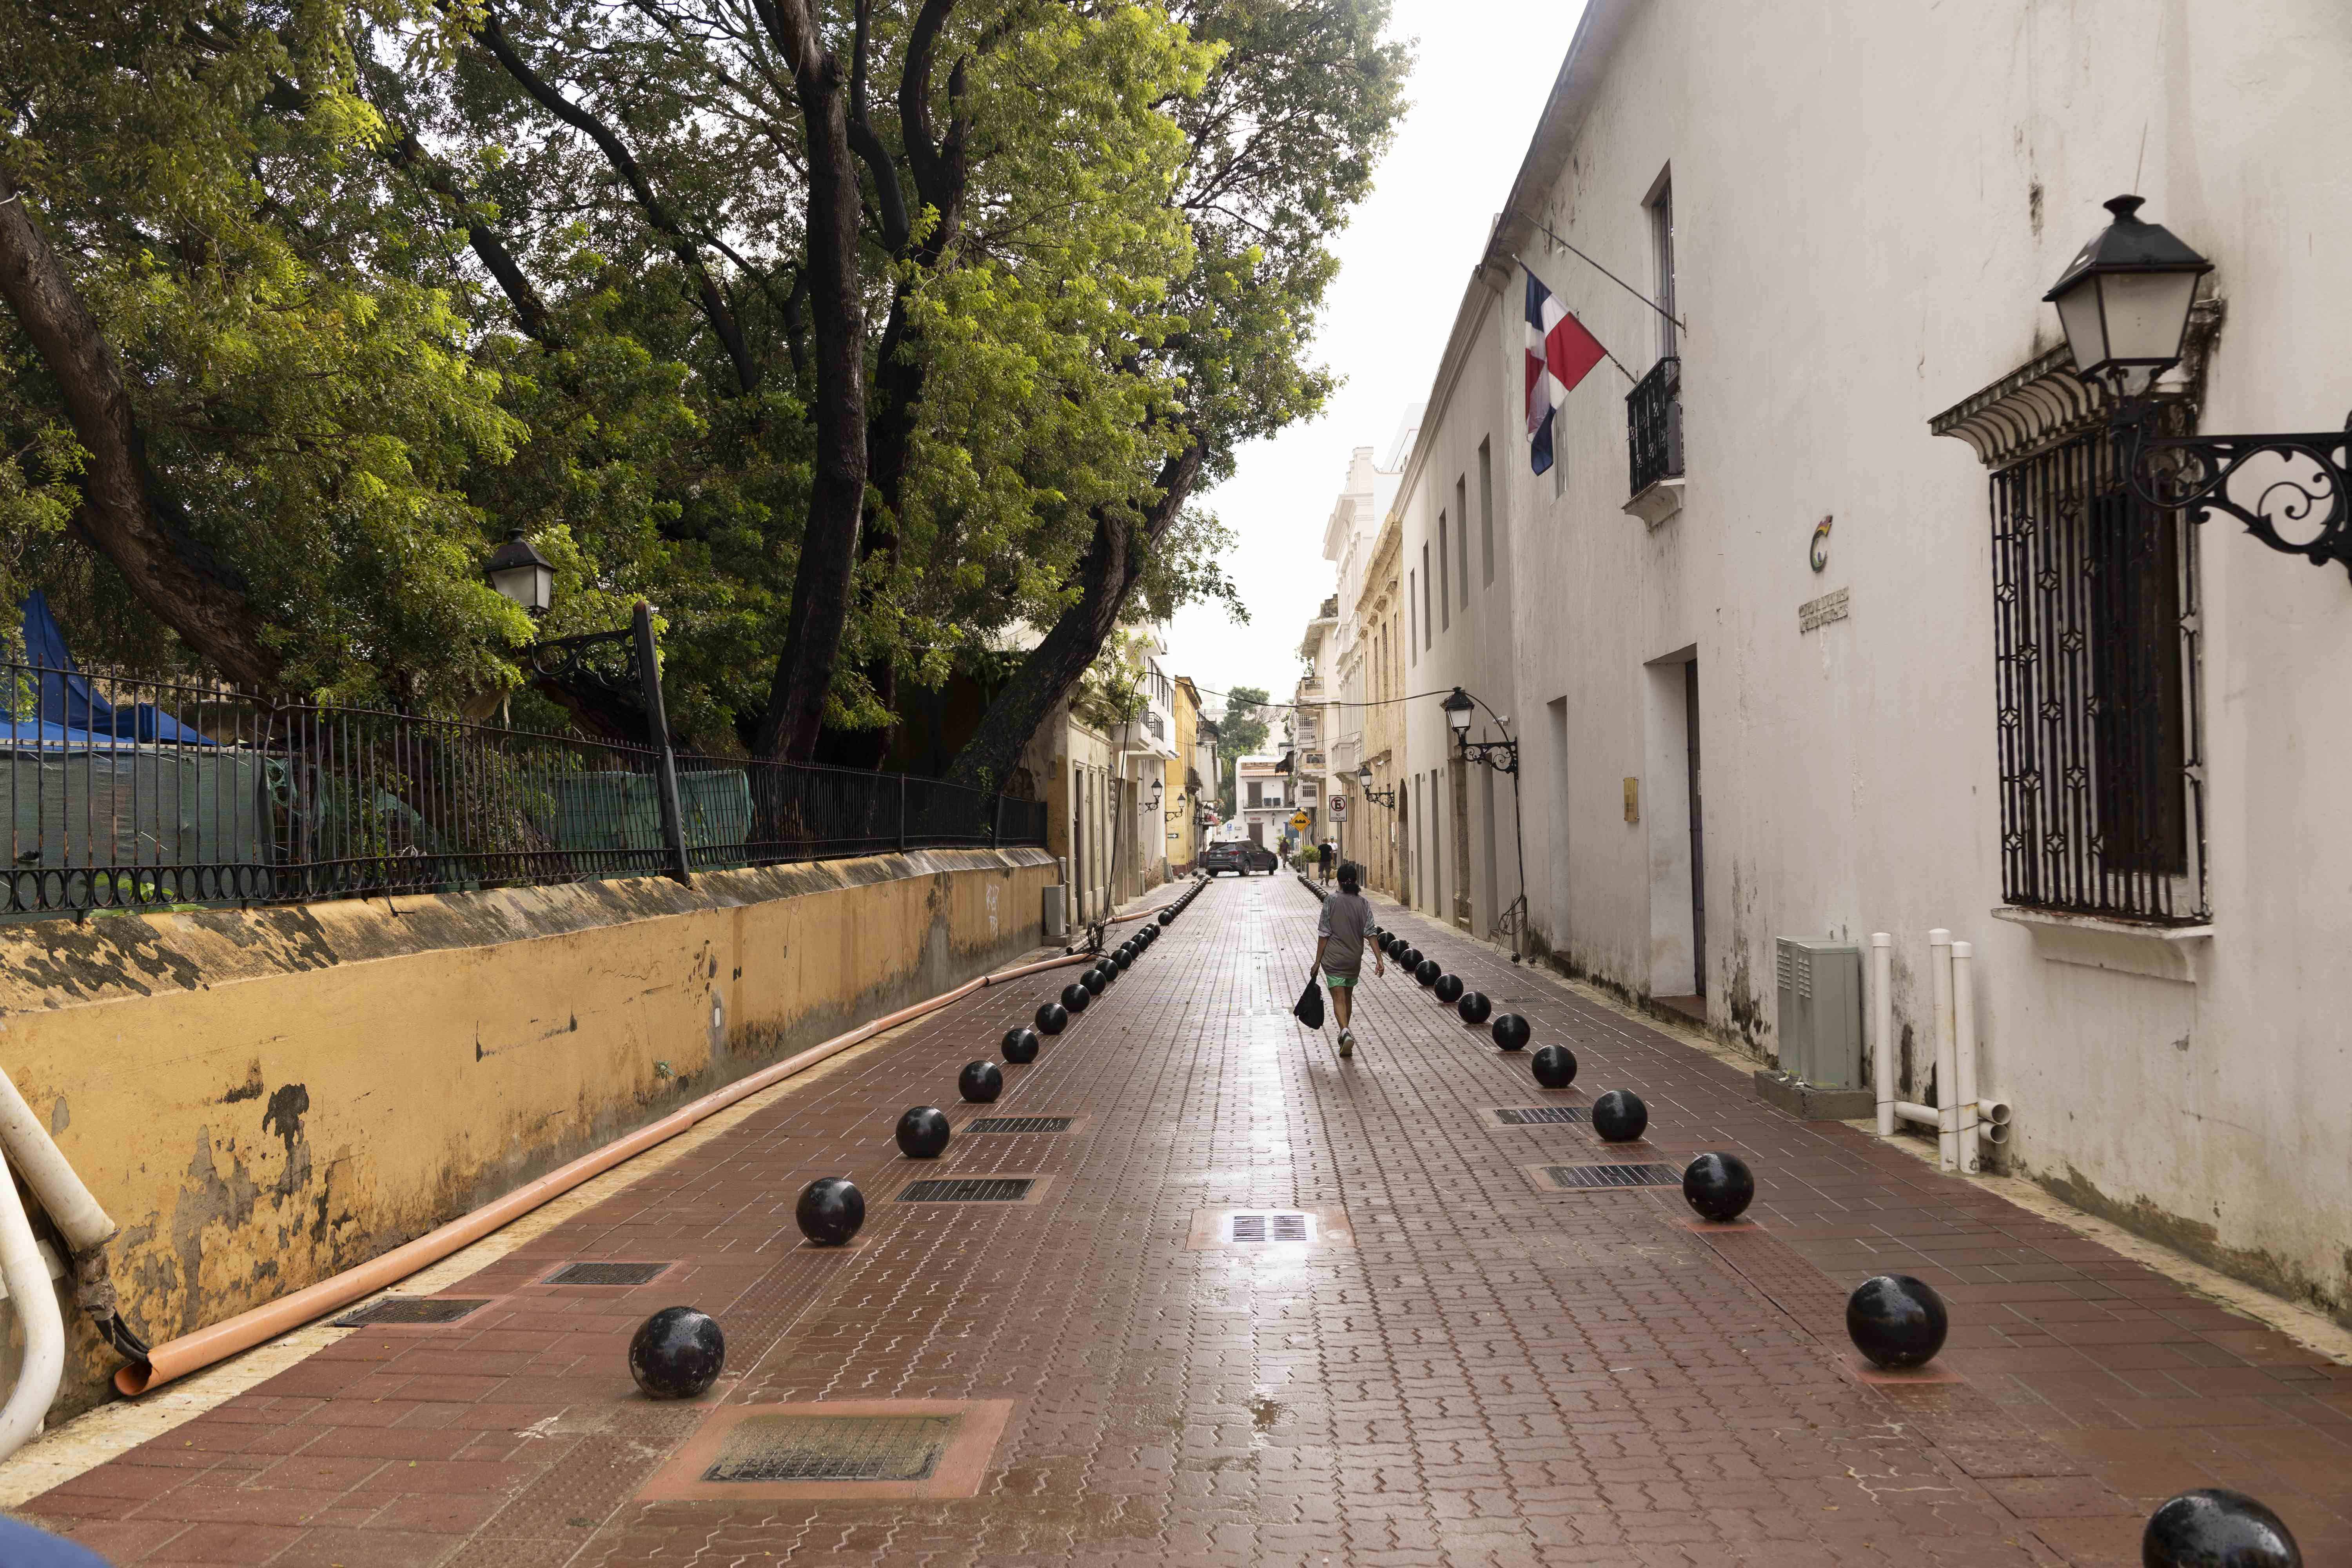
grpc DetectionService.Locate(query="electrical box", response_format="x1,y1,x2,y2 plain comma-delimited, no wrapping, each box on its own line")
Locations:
1776,937,1862,1088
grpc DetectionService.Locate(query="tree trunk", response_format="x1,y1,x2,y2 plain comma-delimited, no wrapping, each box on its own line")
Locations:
945,443,1203,792
0,166,285,690
752,5,871,760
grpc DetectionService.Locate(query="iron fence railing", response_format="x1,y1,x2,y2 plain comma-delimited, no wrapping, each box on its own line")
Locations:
1628,354,1683,497
0,659,1045,920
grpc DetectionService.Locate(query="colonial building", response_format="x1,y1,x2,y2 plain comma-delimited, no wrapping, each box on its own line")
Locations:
1321,426,1413,882
1234,754,1291,850
1354,0,2352,1327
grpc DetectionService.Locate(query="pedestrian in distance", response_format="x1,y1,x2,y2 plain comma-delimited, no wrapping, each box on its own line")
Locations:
1317,838,1334,884
1314,861,1381,1057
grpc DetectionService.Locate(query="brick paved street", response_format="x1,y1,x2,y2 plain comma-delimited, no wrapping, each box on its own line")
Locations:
19,875,2352,1566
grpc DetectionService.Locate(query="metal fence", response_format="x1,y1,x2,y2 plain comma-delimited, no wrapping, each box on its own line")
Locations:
0,660,1046,920
1627,354,1683,497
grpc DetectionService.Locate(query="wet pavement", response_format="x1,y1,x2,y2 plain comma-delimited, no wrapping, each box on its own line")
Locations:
18,874,2352,1565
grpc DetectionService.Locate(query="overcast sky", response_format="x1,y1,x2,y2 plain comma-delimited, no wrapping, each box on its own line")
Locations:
1168,0,1585,719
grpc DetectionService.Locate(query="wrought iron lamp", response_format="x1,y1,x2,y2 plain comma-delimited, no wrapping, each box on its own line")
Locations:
1436,687,1528,962
1354,760,1397,810
484,531,555,616
2050,194,2351,579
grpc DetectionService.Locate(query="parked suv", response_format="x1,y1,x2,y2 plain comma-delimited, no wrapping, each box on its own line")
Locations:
1202,842,1256,877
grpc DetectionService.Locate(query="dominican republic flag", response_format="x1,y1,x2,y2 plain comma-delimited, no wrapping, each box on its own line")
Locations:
1523,265,1608,475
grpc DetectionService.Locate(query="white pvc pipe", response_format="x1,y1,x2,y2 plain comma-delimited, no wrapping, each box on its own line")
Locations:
1870,933,1895,1136
0,1161,65,1460
0,1067,114,1252
1892,1100,1940,1128
1953,942,1981,1173
1929,929,1956,1171
1978,1099,2012,1125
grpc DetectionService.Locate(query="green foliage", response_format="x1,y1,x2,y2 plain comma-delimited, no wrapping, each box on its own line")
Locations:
0,0,1409,751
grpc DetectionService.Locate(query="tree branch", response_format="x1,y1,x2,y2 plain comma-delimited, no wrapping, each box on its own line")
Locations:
384,128,555,343
0,164,285,690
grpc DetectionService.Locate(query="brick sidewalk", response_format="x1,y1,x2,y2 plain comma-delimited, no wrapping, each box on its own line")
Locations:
19,877,2351,1566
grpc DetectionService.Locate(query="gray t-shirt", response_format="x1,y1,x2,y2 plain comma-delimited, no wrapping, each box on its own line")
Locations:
1316,890,1375,975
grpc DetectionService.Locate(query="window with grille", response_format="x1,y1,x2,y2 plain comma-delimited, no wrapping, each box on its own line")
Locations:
1990,422,2206,922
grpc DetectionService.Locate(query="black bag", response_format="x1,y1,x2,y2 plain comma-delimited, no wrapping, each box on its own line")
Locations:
1292,967,1325,1030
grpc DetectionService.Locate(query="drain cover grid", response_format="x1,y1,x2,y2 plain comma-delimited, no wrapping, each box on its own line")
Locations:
544,1261,668,1286
1492,1106,1586,1125
1542,1163,1681,1189
899,1177,1035,1203
704,1415,955,1484
334,1298,489,1327
1230,1212,1309,1242
964,1116,1072,1134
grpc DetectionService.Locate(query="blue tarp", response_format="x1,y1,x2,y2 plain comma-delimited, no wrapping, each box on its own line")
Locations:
15,591,214,748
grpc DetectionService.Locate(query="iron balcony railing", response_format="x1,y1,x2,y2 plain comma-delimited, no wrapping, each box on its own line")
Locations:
1628,354,1684,497
0,659,1046,921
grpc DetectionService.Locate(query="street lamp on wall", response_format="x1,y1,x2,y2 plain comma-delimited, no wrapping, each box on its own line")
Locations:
1436,686,1528,962
485,531,555,616
1354,760,1397,810
2050,195,2352,579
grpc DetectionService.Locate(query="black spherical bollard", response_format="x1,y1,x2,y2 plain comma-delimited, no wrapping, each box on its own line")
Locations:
958,1060,1003,1103
1113,948,1131,970
895,1105,951,1158
1061,982,1091,1013
1457,991,1492,1025
1591,1089,1648,1142
2143,1490,2302,1568
1159,908,1175,926
628,1305,725,1399
1036,1001,1069,1035
794,1177,865,1248
1400,946,1421,969
1434,973,1464,1005
1082,966,1107,995
1002,1027,1040,1064
1414,958,1441,987
1681,1152,1755,1223
1530,1044,1577,1087
1845,1274,1950,1369
1492,1013,1533,1051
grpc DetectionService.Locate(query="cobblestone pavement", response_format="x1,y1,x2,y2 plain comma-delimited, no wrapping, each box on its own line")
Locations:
22,876,2352,1566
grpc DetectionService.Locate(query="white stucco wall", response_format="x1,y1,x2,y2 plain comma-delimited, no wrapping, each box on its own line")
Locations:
1383,0,2352,1321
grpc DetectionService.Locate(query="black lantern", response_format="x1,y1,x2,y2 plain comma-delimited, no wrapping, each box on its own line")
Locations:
2051,196,2352,580
1442,687,1475,740
2044,195,2212,401
485,531,555,616
1355,760,1396,811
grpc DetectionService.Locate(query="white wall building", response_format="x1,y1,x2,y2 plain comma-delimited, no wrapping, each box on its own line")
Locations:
1234,755,1291,850
1324,421,1415,872
1378,0,2352,1327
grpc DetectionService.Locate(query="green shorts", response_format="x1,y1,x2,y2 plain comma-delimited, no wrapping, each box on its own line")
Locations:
1323,972,1359,989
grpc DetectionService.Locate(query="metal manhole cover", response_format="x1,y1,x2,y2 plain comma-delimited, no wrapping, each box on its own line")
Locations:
544,1261,668,1286
1230,1211,1310,1242
1541,1164,1680,1189
333,1297,489,1327
1492,1106,1586,1125
703,1414,956,1484
965,1117,1073,1134
899,1177,1035,1203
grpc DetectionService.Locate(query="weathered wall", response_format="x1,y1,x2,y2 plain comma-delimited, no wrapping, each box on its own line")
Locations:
1383,0,2352,1325
0,848,1054,1417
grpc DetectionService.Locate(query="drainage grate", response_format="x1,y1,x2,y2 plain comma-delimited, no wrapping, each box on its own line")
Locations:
1541,1164,1680,1189
1492,1106,1587,1125
543,1261,668,1286
702,1414,956,1484
1230,1211,1310,1242
333,1297,489,1327
899,1177,1036,1203
965,1117,1073,1134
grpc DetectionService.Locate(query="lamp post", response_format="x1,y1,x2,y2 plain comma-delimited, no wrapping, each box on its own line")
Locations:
483,534,691,885
1354,760,1397,810
1439,686,1529,962
2049,195,2351,579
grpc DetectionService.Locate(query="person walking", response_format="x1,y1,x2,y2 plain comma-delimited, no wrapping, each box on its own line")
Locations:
1317,838,1334,884
1314,861,1381,1057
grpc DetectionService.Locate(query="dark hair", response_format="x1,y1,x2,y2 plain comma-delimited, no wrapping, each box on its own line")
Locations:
1338,861,1362,892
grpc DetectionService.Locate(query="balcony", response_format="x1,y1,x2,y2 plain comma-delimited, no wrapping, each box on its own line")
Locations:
1143,709,1165,740
1623,355,1684,526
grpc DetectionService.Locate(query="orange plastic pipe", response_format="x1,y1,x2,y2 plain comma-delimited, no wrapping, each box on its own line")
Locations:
115,951,1092,1396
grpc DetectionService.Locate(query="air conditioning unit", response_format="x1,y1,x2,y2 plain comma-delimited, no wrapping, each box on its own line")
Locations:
1775,937,1862,1088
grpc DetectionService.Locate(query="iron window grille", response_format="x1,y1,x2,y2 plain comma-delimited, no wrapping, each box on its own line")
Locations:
1990,417,2207,922
1628,356,1683,497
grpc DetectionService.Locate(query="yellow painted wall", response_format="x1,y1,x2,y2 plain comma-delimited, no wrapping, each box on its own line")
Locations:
0,848,1054,1418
